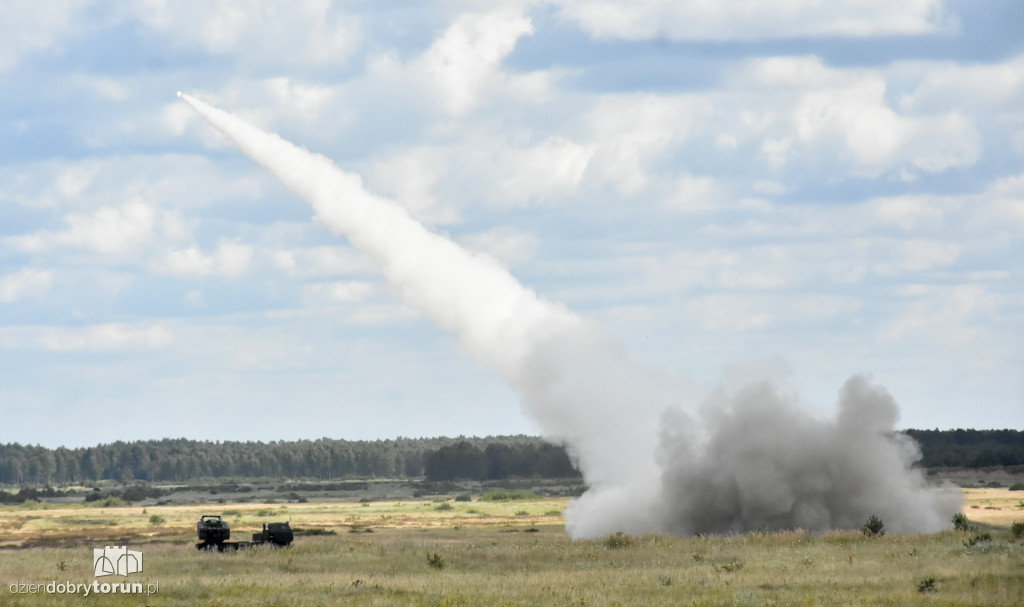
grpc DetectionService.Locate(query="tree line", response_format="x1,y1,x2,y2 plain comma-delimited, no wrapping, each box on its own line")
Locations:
0,435,581,485
0,428,1019,486
903,428,1024,468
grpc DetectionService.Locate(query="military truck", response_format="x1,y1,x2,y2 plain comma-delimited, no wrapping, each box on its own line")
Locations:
196,514,293,551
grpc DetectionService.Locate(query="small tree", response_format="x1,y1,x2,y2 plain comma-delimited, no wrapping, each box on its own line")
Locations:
952,512,970,532
862,515,885,537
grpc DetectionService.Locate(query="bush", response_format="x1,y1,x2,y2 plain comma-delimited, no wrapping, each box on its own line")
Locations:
427,553,446,569
478,491,541,502
604,531,632,549
454,494,472,502
917,577,937,593
1008,483,1024,491
862,515,885,537
952,513,970,532
435,502,453,511
148,514,166,525
963,532,992,547
295,527,337,536
1011,521,1024,539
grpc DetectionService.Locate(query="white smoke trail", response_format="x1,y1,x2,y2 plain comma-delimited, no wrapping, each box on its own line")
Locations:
178,92,961,538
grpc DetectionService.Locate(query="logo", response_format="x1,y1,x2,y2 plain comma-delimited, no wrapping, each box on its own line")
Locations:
93,546,143,577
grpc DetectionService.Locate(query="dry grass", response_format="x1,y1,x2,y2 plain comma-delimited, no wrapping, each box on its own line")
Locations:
961,488,1024,527
1,489,1021,606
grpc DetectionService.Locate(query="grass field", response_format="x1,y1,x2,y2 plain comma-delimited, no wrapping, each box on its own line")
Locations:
2,489,1022,606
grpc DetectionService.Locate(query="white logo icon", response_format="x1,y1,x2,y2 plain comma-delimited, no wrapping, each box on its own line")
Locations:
93,546,143,577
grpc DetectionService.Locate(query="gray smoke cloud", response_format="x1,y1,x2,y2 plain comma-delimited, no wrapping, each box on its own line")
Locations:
178,92,962,538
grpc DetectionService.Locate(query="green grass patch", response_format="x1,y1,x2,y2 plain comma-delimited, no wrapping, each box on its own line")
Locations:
478,491,541,501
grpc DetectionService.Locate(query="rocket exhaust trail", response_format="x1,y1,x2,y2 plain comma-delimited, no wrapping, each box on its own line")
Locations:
176,92,576,383
177,92,672,537
179,93,962,538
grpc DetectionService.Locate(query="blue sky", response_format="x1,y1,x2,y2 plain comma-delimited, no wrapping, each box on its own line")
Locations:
1,0,1021,448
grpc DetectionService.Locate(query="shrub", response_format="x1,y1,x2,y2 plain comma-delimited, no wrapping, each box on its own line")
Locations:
917,577,937,593
963,532,991,547
1011,521,1024,539
427,553,446,569
454,494,472,502
435,502,453,511
952,513,970,532
256,509,276,517
862,515,885,537
1008,483,1024,491
478,491,540,502
718,560,744,573
148,514,166,525
604,531,632,549
295,527,337,536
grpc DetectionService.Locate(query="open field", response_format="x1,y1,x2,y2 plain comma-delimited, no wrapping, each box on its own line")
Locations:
2,489,1022,606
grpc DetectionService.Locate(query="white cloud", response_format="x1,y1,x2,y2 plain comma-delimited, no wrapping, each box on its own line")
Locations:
11,202,157,254
0,323,174,351
496,137,593,205
686,294,775,332
271,246,374,278
663,173,727,213
867,196,945,230
369,152,460,225
0,268,53,303
584,94,710,193
307,281,375,304
154,239,253,278
554,0,950,41
0,0,90,71
413,11,534,116
461,227,539,266
0,155,266,212
872,237,958,274
123,0,359,67
744,57,982,175
880,284,993,345
898,54,1024,114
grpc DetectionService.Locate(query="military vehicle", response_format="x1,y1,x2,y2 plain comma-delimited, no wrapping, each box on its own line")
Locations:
197,514,231,545
196,514,293,551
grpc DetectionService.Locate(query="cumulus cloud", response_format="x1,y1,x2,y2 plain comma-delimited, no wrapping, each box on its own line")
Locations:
0,323,174,351
584,94,710,193
369,152,460,225
0,155,266,212
0,0,90,71
10,202,157,254
744,56,981,176
0,268,53,303
496,137,593,205
554,0,950,41
414,10,534,115
880,284,994,345
460,227,540,266
663,173,728,213
271,246,374,278
122,0,359,67
153,239,253,278
898,53,1024,114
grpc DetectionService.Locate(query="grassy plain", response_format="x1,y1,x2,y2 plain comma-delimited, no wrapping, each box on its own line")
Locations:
1,490,1022,606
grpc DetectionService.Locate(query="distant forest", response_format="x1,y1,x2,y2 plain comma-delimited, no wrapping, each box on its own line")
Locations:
0,429,1021,486
0,435,578,486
